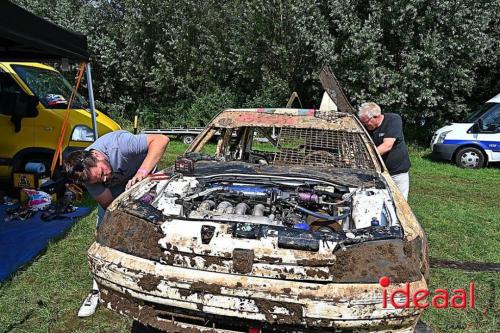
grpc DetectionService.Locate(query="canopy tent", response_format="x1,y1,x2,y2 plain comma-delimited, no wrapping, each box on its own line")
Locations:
0,3,95,281
0,1,89,62
0,1,98,146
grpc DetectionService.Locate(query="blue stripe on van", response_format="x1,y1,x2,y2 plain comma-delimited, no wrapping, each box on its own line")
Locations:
443,139,500,151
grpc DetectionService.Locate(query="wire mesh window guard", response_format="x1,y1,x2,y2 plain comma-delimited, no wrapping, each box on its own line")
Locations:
270,128,375,170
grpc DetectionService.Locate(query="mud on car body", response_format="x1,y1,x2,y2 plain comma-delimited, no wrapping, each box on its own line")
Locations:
89,108,429,333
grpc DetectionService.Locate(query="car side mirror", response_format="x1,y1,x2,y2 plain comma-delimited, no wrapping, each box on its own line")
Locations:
9,93,39,132
16,94,39,117
468,121,480,134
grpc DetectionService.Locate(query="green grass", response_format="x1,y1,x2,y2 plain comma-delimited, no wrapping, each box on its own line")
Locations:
159,139,191,168
0,197,131,333
409,149,500,333
422,269,499,333
0,144,498,332
408,150,500,263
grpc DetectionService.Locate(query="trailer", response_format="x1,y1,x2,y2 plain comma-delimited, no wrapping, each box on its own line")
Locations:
142,127,205,144
141,92,303,145
142,127,277,144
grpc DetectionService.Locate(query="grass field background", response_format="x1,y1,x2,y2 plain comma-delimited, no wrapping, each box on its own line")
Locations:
0,142,498,333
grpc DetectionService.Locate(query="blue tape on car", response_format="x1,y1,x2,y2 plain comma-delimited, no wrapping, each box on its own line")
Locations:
293,223,310,231
223,185,267,196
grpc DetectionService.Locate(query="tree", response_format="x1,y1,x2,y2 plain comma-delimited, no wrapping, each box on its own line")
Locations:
14,0,500,142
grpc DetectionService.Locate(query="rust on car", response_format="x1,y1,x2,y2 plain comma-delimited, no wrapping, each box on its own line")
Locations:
89,76,428,332
90,240,425,331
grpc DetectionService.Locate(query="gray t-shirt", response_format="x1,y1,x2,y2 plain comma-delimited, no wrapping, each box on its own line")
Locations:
85,130,148,199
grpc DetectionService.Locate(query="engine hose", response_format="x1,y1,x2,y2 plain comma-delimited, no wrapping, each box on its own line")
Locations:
280,200,350,221
315,190,344,198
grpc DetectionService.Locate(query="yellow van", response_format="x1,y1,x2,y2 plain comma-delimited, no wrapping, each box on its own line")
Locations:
0,62,120,181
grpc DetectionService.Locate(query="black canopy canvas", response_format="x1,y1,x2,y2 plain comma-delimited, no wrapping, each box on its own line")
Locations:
0,1,88,62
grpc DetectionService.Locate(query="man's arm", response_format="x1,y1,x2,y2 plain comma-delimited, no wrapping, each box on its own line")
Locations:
377,114,403,156
94,188,114,209
377,138,396,156
86,183,114,208
126,134,169,189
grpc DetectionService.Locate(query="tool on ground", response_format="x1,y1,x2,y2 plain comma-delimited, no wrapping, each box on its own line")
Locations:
65,183,83,202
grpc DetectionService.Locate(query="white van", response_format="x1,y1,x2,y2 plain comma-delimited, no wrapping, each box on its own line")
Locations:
431,93,500,168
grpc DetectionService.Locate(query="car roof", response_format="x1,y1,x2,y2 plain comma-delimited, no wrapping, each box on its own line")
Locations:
224,108,317,115
487,93,500,104
1,62,58,72
213,108,364,132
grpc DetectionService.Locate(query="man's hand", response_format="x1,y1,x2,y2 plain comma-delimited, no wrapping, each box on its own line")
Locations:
126,172,147,189
126,134,169,190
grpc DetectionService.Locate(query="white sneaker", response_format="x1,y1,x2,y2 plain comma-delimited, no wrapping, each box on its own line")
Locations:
78,289,100,317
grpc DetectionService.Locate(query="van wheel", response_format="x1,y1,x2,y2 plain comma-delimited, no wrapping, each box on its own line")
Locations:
454,147,485,168
182,135,195,145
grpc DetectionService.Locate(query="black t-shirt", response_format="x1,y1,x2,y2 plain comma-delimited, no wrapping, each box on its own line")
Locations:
369,113,410,175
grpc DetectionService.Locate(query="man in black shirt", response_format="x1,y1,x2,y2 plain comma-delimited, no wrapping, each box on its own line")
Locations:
358,102,411,199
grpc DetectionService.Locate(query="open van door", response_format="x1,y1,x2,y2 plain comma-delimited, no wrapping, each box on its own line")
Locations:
0,65,39,175
0,1,120,181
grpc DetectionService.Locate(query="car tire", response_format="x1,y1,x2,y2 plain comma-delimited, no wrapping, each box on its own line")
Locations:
182,135,195,145
454,147,485,168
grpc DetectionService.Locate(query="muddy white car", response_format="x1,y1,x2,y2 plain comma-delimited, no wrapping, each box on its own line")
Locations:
89,105,429,332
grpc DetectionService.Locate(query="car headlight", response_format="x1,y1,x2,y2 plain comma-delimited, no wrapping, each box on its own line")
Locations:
436,130,451,144
71,125,95,142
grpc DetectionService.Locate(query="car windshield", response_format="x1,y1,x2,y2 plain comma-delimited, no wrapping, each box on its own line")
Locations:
12,65,88,109
199,125,376,170
467,102,498,122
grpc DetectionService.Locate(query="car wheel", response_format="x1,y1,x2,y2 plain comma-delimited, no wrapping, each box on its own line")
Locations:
182,135,195,145
454,147,485,168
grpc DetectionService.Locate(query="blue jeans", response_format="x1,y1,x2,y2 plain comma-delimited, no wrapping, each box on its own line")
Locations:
391,172,409,200
96,185,126,227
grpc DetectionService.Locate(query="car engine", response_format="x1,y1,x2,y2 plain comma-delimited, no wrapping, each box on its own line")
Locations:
128,173,399,232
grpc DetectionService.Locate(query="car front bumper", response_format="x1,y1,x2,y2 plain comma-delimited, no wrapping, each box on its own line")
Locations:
431,143,458,161
89,242,425,333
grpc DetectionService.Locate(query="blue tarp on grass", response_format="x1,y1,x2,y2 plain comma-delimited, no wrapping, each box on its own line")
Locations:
0,204,91,282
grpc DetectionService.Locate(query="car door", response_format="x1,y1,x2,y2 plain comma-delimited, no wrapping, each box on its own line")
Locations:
477,103,500,162
0,66,35,177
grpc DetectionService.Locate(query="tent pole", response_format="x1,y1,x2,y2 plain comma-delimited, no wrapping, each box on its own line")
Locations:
86,63,98,140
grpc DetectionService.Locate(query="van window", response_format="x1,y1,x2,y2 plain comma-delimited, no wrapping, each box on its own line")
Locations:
480,104,500,132
0,70,23,116
12,65,88,109
467,102,496,123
